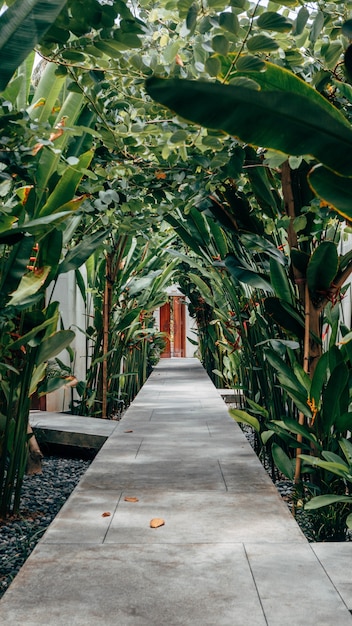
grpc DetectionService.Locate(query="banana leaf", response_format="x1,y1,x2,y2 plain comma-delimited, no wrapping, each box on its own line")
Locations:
0,0,68,91
308,165,352,220
146,77,352,177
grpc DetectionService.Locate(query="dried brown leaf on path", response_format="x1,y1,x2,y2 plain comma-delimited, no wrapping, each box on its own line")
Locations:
150,518,165,528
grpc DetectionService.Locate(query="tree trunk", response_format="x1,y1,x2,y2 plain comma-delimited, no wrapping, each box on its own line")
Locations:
26,423,43,475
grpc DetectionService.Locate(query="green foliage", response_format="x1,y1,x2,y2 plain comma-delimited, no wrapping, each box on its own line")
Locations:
3,0,352,545
0,0,68,91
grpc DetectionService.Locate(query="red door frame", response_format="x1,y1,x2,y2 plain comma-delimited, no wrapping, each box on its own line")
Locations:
160,297,186,357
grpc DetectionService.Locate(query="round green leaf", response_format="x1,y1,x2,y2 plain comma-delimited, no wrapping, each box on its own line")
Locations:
257,12,292,33
205,56,221,77
219,12,239,34
229,76,260,90
170,130,188,144
247,35,279,52
212,35,229,55
236,55,266,72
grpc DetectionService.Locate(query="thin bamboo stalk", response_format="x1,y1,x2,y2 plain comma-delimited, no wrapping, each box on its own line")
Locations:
294,282,310,486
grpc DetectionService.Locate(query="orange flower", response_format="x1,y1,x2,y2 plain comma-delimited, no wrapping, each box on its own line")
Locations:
307,396,318,425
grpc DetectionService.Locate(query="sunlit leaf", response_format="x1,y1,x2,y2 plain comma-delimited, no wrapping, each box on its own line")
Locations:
7,267,51,307
229,408,260,433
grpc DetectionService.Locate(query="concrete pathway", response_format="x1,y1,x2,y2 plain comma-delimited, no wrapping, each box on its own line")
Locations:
1,358,352,625
29,410,116,450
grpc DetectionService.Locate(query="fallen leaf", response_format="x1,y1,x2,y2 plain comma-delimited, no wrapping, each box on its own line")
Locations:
124,429,133,433
150,518,165,528
124,497,139,502
102,511,111,517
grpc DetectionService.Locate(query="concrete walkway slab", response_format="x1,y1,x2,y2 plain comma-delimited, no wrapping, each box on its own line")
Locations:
29,411,118,449
1,358,352,625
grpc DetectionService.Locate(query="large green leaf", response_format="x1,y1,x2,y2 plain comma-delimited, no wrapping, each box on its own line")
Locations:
7,267,51,307
309,351,329,406
340,438,352,466
10,317,57,351
229,408,260,434
188,273,214,306
269,258,293,304
0,0,68,91
280,416,320,448
231,62,349,127
0,236,34,297
308,166,352,220
225,254,272,291
146,78,352,176
299,454,350,479
35,329,75,365
264,297,304,338
306,241,339,298
304,494,352,510
58,230,109,275
321,361,349,433
271,442,295,480
38,150,93,218
0,212,79,244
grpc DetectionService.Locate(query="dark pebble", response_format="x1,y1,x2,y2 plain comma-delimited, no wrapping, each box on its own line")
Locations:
0,455,90,599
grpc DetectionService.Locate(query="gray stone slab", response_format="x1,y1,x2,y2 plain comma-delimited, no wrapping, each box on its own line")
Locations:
312,543,352,610
41,489,121,544
246,543,352,625
0,543,267,626
76,457,227,491
29,411,118,449
105,490,304,544
29,411,118,437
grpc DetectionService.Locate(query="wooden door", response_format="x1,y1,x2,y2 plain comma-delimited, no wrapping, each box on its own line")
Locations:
160,300,171,358
160,297,186,357
173,296,186,357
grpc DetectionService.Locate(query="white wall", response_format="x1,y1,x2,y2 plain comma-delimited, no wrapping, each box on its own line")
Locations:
46,270,88,412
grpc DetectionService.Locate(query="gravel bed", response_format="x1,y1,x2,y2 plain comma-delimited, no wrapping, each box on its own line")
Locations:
0,455,91,599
